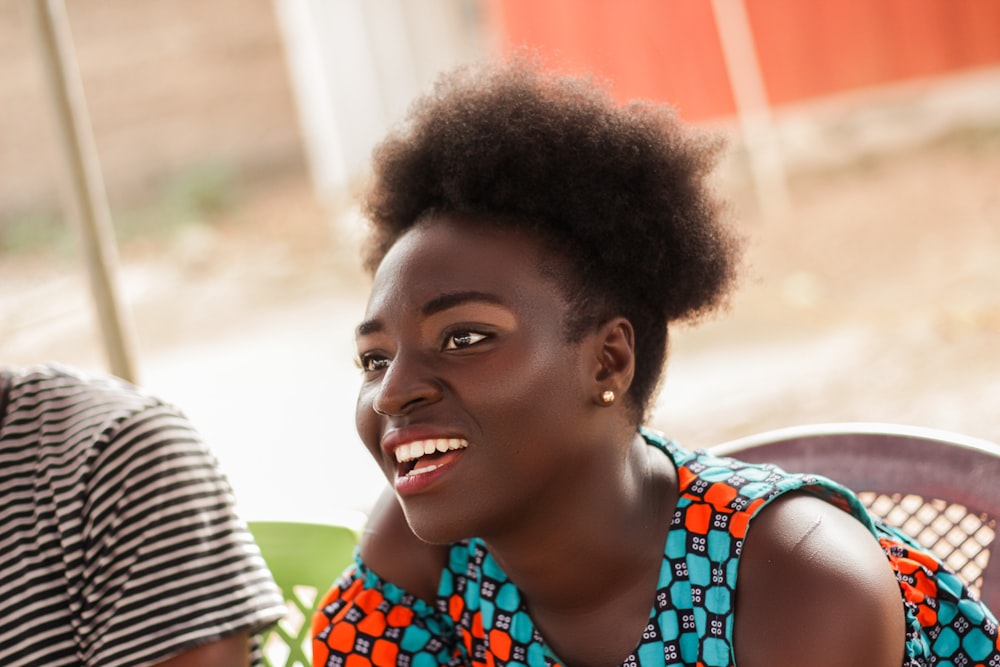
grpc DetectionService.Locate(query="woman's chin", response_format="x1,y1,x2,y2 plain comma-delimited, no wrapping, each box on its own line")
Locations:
401,503,478,546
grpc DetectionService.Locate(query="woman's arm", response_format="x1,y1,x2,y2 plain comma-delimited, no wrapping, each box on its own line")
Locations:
734,493,906,667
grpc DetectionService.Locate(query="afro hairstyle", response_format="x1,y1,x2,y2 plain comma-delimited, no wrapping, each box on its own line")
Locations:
360,57,743,422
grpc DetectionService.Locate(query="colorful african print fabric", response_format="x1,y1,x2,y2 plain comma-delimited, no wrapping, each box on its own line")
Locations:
312,429,1000,666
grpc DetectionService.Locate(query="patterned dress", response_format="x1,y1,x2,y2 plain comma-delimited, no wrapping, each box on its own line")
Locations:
312,429,1000,667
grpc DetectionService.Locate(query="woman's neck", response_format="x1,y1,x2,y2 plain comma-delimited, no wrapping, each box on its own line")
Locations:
482,431,677,612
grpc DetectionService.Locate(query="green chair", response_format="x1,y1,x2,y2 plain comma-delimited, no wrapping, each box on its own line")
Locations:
249,521,360,667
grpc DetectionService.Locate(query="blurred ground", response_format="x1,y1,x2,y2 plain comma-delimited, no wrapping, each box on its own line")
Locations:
656,126,1000,448
2,123,999,524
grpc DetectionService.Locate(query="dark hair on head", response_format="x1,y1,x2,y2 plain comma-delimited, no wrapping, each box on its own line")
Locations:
362,56,743,423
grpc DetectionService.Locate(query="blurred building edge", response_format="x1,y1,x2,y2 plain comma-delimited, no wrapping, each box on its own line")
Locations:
4,1,997,239
272,0,489,207
1,0,308,222
275,0,1000,223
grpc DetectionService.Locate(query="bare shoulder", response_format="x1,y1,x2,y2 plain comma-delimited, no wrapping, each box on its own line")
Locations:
359,487,449,603
734,492,906,667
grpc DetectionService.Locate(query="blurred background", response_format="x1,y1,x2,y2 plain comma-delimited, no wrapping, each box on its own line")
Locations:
2,0,998,524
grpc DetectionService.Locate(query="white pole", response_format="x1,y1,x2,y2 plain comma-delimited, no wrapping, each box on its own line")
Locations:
710,0,791,219
25,0,138,382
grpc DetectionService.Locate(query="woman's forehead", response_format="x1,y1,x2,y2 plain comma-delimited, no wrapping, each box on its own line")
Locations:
376,217,545,282
365,216,566,316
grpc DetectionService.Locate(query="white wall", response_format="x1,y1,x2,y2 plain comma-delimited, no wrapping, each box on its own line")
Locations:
273,0,489,204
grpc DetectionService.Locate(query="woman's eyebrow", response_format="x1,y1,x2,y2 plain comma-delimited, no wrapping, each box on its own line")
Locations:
356,291,507,337
356,319,382,336
421,290,506,316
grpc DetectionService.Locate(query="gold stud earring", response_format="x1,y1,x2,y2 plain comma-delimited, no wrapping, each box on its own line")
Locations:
600,390,615,405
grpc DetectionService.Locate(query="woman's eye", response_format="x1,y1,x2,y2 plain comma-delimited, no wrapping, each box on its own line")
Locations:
358,354,390,373
443,331,488,350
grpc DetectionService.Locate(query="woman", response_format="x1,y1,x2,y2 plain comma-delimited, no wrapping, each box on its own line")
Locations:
312,59,999,667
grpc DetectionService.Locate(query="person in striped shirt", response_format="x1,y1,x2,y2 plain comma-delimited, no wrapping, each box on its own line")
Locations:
0,362,286,666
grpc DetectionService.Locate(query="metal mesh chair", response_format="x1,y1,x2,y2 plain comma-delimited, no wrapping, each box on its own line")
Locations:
249,521,359,667
709,422,1000,612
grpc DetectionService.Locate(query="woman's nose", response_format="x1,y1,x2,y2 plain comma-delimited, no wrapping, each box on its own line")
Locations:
371,353,441,417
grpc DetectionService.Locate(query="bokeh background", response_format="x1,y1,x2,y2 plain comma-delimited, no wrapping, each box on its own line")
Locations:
2,0,998,524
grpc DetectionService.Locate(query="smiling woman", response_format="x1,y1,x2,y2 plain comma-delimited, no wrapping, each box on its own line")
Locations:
311,58,1000,667
356,218,633,545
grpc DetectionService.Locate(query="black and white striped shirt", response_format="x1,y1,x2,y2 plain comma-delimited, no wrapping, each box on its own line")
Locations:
0,363,285,666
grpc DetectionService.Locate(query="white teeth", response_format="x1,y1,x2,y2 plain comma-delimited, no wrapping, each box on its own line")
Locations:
406,463,442,476
394,438,468,463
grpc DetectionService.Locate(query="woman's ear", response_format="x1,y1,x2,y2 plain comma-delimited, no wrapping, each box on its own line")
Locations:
592,316,635,404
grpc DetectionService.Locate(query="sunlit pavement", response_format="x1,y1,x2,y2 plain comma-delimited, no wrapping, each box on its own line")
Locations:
139,295,383,528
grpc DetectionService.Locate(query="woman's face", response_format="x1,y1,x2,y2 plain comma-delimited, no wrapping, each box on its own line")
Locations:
354,215,606,544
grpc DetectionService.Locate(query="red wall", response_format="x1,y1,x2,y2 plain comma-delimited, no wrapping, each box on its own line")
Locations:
485,0,1000,121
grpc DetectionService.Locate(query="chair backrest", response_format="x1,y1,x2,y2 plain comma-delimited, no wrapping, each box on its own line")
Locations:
709,422,1000,613
249,521,360,667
